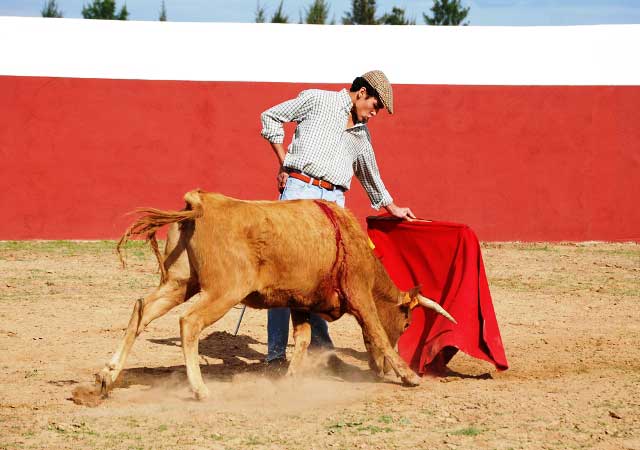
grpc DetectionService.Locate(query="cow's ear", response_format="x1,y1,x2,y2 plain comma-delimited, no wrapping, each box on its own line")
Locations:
397,292,420,310
405,285,422,310
398,286,422,305
407,285,422,299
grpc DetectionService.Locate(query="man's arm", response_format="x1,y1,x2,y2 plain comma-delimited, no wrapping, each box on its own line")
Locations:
260,90,316,191
354,134,416,221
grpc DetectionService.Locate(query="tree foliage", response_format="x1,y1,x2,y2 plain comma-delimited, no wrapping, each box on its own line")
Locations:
423,0,469,25
255,1,266,22
41,0,63,17
342,0,377,25
271,0,289,23
159,0,167,21
81,0,129,20
379,7,414,25
305,0,330,24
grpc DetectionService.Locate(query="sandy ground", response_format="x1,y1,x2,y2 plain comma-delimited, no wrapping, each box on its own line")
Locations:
0,240,639,450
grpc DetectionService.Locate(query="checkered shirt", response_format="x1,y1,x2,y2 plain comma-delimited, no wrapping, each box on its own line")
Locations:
260,88,393,209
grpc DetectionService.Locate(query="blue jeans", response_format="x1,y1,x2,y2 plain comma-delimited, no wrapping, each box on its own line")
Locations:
266,175,346,362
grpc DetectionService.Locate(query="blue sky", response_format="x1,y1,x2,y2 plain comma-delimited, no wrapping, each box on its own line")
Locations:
2,0,640,25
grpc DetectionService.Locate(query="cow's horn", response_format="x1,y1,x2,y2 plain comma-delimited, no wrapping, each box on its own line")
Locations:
417,294,457,324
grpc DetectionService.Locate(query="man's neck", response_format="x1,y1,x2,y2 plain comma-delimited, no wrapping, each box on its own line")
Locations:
346,112,355,129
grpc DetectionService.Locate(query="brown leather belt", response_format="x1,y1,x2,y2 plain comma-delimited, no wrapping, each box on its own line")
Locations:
287,170,340,191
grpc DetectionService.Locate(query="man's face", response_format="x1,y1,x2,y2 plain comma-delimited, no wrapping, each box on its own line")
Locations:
352,87,383,124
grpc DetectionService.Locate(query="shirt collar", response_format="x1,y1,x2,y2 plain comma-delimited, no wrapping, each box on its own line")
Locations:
339,88,352,114
339,88,366,130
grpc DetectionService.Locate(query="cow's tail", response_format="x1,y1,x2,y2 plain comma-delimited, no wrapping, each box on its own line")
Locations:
117,190,204,283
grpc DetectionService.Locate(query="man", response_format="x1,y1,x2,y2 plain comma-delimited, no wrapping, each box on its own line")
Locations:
260,69,415,369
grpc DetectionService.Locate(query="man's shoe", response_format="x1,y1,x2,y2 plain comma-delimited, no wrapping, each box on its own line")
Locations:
263,357,288,377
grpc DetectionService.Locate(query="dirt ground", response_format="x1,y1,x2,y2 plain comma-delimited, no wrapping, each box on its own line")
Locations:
0,240,639,450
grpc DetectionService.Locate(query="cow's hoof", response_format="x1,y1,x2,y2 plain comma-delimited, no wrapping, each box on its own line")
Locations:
96,368,116,398
401,372,422,387
193,386,210,401
368,356,385,375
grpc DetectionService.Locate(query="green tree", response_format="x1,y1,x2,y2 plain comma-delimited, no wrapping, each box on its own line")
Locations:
305,0,330,24
423,0,469,25
271,0,288,23
380,7,414,25
255,1,266,22
159,0,167,21
41,0,63,17
81,0,129,20
342,0,377,25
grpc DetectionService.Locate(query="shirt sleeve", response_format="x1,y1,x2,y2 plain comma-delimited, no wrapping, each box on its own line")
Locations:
354,129,394,210
260,90,317,144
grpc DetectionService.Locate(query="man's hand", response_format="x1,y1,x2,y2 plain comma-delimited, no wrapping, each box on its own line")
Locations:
384,203,416,221
269,142,288,193
277,166,289,193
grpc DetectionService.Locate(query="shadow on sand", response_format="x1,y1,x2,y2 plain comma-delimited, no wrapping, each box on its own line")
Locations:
111,331,377,391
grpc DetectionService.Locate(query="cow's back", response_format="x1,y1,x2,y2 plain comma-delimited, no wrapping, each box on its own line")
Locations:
185,192,376,302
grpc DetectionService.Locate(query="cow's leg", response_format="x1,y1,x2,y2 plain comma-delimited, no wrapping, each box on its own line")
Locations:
352,299,421,387
98,281,189,395
361,331,386,376
180,290,243,400
286,310,312,377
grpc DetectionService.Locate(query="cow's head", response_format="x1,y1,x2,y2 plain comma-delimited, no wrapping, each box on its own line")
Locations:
384,286,457,350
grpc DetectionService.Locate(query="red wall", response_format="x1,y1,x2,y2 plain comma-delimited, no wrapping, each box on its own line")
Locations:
1,76,638,241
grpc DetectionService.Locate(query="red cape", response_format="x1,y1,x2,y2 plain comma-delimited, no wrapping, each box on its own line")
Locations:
367,216,509,374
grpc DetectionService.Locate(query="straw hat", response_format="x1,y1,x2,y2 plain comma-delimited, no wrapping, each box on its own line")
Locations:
361,70,394,114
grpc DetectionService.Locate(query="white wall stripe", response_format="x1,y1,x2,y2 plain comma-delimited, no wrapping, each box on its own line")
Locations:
1,17,639,85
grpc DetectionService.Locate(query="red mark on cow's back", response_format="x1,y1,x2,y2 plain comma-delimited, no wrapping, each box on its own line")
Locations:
313,200,347,302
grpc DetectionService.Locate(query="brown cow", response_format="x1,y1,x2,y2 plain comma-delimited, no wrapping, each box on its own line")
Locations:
97,190,455,400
